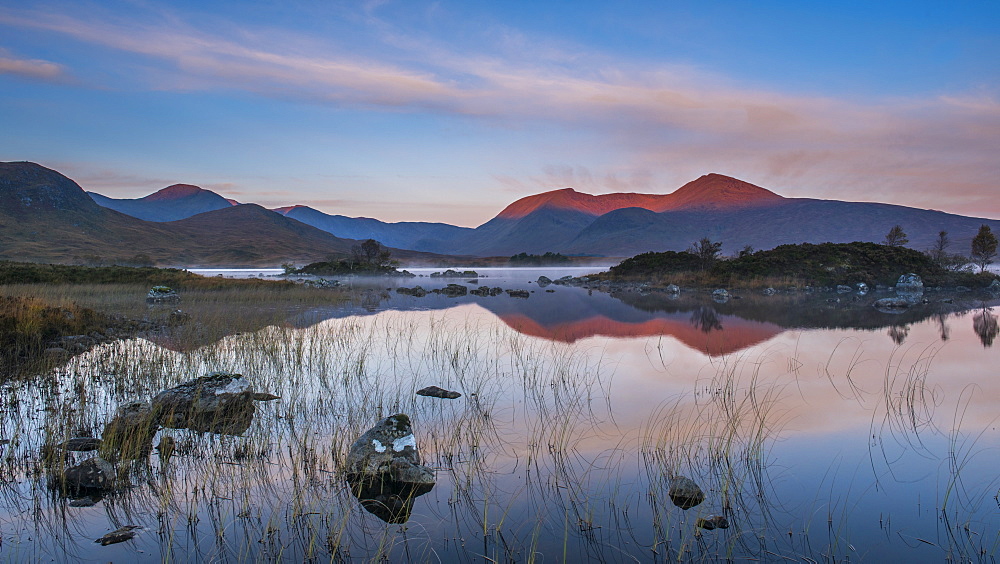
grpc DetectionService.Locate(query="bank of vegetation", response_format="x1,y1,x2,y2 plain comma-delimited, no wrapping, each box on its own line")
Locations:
606,241,997,289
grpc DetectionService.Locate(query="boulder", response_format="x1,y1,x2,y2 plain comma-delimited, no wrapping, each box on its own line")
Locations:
836,285,853,294
762,287,777,296
874,297,911,312
856,282,869,294
396,286,428,297
896,273,923,291
100,401,158,460
506,289,530,298
711,289,729,303
345,414,435,523
416,385,462,399
666,284,681,295
536,276,552,287
434,284,468,297
53,456,116,495
146,286,179,304
151,372,279,435
667,475,705,510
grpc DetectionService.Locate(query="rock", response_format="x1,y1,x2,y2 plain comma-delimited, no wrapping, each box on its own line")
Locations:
416,385,461,399
100,401,158,461
762,287,777,296
396,286,428,297
95,525,140,546
711,289,729,303
69,496,99,507
58,437,102,452
490,287,504,296
506,289,530,298
874,297,911,312
667,476,705,510
55,456,116,495
434,284,468,297
430,269,478,278
896,273,923,291
345,414,435,523
696,515,729,530
666,284,680,294
470,286,491,297
167,309,190,326
151,372,272,435
537,276,552,287
146,286,179,304
545,289,555,293
836,285,853,294
856,282,869,294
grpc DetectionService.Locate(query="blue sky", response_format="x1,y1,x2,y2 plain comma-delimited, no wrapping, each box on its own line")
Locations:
1,1,997,226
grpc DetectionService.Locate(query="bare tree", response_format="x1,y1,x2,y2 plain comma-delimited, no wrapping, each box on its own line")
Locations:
928,230,950,264
689,237,723,270
883,225,908,247
971,224,998,273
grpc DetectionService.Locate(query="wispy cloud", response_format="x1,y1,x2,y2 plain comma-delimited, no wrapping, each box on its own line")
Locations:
0,47,70,82
2,5,998,218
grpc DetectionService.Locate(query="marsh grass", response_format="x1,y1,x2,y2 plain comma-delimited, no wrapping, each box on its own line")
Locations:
0,299,997,561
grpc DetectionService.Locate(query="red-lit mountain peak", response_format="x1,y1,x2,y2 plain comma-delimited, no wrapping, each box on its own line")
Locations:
660,173,783,211
495,174,784,220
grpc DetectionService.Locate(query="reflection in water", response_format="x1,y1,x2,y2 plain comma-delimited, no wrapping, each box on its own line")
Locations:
4,281,1000,561
887,324,909,345
973,308,998,347
689,306,723,333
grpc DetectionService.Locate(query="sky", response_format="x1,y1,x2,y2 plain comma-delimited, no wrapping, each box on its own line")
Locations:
1,1,998,227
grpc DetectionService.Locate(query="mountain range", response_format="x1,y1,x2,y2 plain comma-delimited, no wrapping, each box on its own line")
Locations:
0,162,440,266
4,160,1000,266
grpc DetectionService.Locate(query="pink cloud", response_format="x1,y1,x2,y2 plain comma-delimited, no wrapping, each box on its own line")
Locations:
0,48,69,82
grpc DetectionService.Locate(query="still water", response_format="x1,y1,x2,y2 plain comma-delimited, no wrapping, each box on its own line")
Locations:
1,268,997,562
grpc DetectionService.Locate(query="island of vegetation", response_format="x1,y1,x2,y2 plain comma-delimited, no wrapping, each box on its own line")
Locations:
602,225,999,290
289,239,413,276
508,252,571,265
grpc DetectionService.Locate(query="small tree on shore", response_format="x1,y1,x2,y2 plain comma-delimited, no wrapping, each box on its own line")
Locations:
971,224,998,272
929,230,950,264
883,225,909,247
689,237,723,270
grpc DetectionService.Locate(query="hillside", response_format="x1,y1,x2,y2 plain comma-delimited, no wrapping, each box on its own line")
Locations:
0,162,438,266
88,184,234,221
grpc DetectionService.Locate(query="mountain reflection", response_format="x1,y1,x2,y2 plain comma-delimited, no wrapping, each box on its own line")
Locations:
149,281,1000,357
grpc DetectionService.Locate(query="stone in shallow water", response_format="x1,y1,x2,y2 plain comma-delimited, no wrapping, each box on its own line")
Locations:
95,525,140,546
696,514,729,530
345,414,435,523
416,385,462,399
667,475,705,510
52,456,116,496
151,372,279,435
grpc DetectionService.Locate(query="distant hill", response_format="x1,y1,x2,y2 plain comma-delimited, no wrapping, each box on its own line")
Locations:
0,162,439,266
273,205,473,253
88,183,234,221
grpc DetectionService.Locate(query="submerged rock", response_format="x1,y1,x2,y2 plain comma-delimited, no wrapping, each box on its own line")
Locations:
95,525,140,546
53,456,116,495
345,414,435,523
696,514,729,530
506,289,529,298
667,475,705,510
416,385,462,399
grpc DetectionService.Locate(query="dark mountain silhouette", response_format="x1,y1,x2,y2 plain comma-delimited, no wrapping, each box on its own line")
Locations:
273,205,472,253
0,162,437,266
88,183,235,221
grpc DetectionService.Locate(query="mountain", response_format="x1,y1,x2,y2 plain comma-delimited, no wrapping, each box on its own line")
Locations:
0,162,436,266
274,205,473,254
454,174,786,256
88,183,235,221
